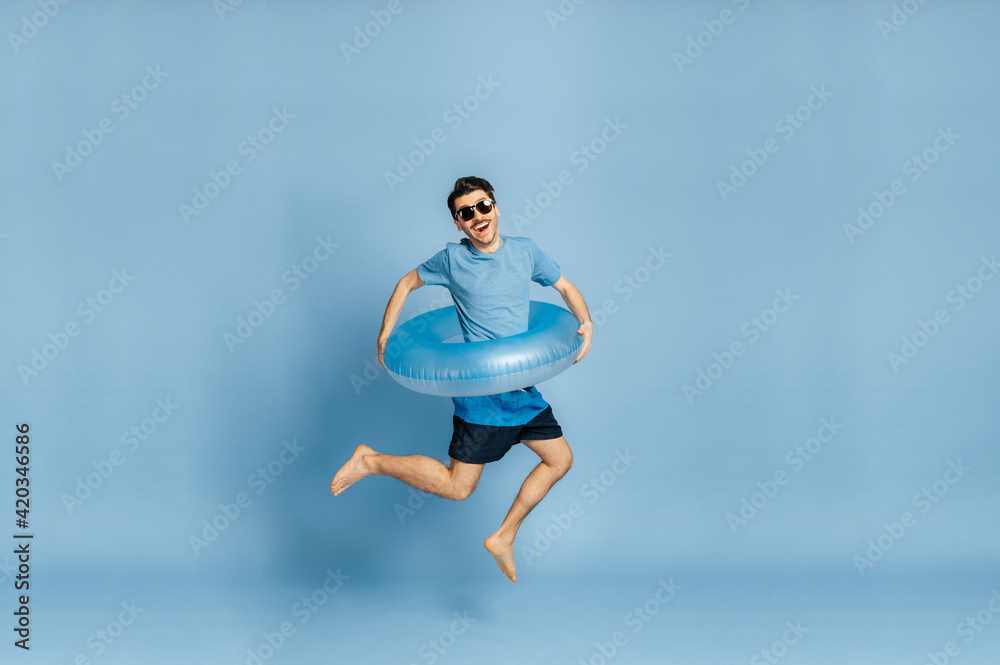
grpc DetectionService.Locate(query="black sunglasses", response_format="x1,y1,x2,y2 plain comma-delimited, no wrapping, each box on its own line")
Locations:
454,198,494,222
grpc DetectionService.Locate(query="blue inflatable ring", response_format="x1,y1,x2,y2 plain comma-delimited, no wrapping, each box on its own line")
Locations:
384,301,582,397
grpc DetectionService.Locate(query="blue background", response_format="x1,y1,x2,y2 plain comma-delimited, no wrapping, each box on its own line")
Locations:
2,1,999,663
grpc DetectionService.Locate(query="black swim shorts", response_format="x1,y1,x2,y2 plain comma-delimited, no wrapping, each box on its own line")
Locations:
448,406,563,464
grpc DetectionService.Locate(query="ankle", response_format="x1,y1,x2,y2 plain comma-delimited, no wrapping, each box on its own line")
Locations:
490,529,515,544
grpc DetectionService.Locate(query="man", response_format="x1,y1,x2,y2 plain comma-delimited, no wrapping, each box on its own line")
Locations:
331,176,593,583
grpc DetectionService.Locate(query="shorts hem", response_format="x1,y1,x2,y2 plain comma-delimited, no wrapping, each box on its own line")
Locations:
448,406,561,465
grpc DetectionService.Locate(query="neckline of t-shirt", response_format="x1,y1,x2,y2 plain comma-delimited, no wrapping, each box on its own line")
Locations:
462,234,505,257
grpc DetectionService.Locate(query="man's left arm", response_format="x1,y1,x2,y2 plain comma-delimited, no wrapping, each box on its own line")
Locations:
551,274,592,364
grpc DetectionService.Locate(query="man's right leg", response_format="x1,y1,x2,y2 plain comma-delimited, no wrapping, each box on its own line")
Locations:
331,445,483,500
484,435,572,582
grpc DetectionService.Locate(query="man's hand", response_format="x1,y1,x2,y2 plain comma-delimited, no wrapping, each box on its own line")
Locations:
574,320,593,364
552,274,593,365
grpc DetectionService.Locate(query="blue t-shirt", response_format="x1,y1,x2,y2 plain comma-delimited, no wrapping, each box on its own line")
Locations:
417,234,562,427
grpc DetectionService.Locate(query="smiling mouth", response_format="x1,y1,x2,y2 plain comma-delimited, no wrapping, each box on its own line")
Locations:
473,221,489,234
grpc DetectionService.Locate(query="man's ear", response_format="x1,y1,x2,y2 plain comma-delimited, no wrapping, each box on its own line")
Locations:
452,217,462,231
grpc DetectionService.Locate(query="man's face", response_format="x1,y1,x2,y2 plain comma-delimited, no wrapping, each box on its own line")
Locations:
452,189,499,250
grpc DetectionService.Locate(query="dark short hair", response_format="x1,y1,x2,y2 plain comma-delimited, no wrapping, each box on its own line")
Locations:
447,176,495,218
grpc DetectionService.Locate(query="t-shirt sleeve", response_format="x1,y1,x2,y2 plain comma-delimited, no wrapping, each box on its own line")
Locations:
528,239,561,287
417,248,450,287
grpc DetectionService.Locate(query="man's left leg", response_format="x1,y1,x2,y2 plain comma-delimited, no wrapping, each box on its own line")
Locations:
484,435,573,582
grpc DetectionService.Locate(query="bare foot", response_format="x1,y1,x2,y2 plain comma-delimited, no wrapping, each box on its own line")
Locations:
331,445,375,496
484,533,517,583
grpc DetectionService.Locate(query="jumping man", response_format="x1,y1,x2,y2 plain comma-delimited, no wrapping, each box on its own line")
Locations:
331,176,593,583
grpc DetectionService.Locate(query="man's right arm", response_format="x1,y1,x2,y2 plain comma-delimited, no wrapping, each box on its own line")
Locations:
377,268,424,370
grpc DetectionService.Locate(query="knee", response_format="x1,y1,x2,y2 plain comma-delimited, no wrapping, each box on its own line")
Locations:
552,448,573,479
446,481,477,501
